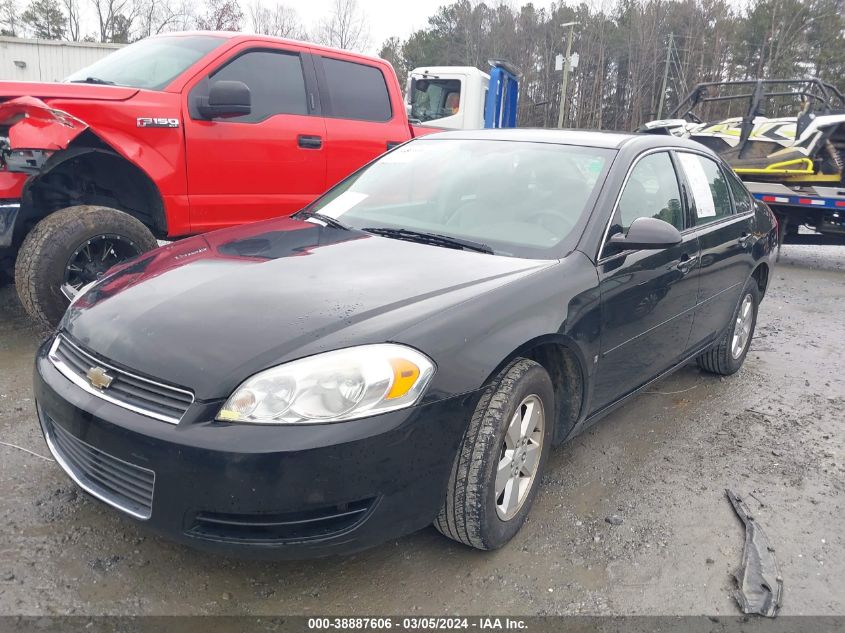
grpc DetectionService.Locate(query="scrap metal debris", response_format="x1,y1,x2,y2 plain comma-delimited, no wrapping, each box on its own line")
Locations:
726,489,783,617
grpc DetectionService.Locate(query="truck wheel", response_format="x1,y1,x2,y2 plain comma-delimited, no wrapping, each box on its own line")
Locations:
696,278,761,376
14,205,158,327
435,358,554,550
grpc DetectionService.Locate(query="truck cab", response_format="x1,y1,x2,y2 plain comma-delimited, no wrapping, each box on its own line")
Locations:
406,66,490,130
406,61,520,131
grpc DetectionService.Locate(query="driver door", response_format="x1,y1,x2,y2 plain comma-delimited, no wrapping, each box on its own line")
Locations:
591,151,701,411
183,43,327,231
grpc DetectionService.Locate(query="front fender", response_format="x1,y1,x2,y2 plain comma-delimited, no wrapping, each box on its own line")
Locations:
0,96,88,156
394,253,602,404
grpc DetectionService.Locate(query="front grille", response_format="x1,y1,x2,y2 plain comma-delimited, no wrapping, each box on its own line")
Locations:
187,498,376,544
40,411,155,520
49,335,194,424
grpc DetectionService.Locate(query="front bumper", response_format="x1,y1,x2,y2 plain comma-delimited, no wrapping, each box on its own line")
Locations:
34,340,477,559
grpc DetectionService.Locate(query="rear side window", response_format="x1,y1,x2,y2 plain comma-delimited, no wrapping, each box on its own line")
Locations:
726,170,755,214
677,153,733,225
208,50,308,122
321,57,392,122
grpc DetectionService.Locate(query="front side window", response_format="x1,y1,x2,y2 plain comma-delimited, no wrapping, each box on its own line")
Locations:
66,35,225,90
203,50,308,123
321,57,392,122
613,152,684,238
677,153,733,225
305,139,613,259
409,78,462,122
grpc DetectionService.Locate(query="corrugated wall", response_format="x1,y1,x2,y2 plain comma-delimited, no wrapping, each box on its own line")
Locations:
0,37,123,82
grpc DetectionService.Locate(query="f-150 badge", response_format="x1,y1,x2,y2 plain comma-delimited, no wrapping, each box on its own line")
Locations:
137,117,179,128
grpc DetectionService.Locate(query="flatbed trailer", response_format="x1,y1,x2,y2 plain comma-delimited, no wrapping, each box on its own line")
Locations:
744,181,845,249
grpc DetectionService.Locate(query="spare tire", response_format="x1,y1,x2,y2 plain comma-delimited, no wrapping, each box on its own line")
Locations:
14,205,158,327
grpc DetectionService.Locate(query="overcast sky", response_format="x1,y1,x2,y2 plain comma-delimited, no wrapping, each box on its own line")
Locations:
290,0,558,55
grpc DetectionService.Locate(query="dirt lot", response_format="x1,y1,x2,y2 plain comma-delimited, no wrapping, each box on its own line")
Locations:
0,244,843,617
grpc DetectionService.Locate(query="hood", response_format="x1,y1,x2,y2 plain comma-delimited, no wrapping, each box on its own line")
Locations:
63,218,551,400
0,81,139,101
0,87,140,155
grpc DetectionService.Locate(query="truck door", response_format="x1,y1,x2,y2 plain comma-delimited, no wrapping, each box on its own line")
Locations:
313,54,411,188
183,44,326,231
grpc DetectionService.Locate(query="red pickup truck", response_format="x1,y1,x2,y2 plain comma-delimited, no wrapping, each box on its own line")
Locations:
0,32,433,325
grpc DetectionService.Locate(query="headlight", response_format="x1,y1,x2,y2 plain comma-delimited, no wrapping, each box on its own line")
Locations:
216,344,435,424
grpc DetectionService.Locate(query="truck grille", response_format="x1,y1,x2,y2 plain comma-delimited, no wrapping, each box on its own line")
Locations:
49,335,194,424
40,410,155,520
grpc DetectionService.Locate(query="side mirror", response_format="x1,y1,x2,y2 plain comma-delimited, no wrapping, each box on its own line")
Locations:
197,80,251,119
608,216,683,251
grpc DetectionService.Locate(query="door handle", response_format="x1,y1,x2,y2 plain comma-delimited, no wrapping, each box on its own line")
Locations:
386,141,402,150
738,232,754,248
675,253,699,274
298,135,322,149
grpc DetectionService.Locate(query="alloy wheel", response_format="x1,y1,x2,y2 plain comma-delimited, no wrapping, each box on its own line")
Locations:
63,234,141,295
495,394,545,521
731,293,754,359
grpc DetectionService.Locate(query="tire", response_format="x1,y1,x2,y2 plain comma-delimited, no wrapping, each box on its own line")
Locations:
435,358,555,550
696,277,761,376
14,205,158,327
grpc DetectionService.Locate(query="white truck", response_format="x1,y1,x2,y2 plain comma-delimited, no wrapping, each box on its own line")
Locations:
405,61,520,131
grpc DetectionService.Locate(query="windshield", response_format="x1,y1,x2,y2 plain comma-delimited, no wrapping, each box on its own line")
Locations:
409,78,462,122
66,35,225,90
305,139,613,259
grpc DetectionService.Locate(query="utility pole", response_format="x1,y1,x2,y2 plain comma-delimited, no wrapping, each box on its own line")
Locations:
557,21,578,129
657,32,674,120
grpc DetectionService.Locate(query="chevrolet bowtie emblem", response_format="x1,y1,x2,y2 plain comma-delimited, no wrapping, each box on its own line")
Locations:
86,366,113,390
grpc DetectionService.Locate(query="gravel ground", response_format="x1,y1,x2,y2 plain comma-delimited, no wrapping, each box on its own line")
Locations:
0,243,842,616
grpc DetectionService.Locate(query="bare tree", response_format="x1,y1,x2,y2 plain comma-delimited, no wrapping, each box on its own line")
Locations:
62,0,80,39
136,0,193,37
314,0,369,51
90,0,137,42
195,0,243,30
248,0,304,38
0,0,19,35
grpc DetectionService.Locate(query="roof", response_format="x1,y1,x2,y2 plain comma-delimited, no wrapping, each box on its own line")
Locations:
419,128,712,152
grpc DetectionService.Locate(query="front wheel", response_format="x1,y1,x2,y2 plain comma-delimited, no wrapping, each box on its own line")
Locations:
696,277,761,376
14,205,158,327
435,358,554,550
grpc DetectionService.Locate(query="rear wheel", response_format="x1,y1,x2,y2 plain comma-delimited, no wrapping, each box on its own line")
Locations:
14,205,158,327
697,278,760,376
435,358,554,550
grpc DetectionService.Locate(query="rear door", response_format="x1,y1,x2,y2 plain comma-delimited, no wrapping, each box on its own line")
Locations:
675,152,756,350
313,54,411,188
591,151,700,411
183,43,326,231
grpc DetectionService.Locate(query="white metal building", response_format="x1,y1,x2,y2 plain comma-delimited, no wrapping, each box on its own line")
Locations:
0,37,122,82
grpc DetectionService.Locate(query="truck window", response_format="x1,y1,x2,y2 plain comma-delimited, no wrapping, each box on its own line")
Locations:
66,35,225,90
321,57,392,122
409,78,462,123
208,50,308,123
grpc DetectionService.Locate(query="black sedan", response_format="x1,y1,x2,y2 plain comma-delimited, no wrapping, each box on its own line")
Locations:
33,130,777,558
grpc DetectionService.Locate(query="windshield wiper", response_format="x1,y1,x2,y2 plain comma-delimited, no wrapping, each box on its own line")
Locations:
296,211,349,230
362,227,493,254
70,76,115,85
